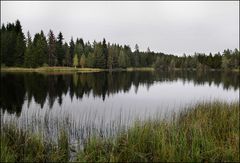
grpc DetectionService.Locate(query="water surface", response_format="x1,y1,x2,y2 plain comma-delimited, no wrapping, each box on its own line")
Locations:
1,70,239,141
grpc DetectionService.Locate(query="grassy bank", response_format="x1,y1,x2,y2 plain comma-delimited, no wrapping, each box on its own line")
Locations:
1,101,239,162
1,66,238,73
0,67,104,73
0,66,154,73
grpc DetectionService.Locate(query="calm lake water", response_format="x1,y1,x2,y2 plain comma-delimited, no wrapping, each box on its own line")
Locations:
1,70,239,142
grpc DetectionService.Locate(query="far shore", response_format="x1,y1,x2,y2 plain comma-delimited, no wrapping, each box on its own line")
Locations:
0,66,155,73
0,66,239,73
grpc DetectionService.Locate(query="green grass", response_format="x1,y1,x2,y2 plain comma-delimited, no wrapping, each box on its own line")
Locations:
0,66,155,73
0,67,104,73
126,67,154,71
1,101,239,162
0,66,155,72
0,124,70,162
77,101,239,162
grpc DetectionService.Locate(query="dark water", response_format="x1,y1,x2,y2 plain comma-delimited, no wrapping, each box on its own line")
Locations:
1,70,239,141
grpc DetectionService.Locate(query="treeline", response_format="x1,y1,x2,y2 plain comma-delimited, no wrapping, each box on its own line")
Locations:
1,20,239,70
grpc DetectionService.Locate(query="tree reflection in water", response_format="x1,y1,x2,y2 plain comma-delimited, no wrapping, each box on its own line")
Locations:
1,70,239,115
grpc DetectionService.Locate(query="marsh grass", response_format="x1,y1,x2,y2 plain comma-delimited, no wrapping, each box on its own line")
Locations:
0,124,70,162
77,101,239,162
1,101,239,162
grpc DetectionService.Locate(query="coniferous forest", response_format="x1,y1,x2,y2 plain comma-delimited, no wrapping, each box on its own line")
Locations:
1,20,239,70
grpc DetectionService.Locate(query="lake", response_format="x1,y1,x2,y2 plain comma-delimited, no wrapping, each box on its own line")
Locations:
1,70,239,143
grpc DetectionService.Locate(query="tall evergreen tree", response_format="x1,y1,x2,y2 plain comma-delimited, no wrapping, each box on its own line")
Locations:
102,38,108,68
24,31,34,67
14,20,26,66
1,24,7,65
3,22,17,66
63,43,71,66
40,31,48,65
32,31,47,67
47,30,57,66
134,44,140,67
69,37,75,66
56,32,65,66
78,38,84,49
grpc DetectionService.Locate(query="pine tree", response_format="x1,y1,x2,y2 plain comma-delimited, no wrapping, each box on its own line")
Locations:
63,43,71,66
123,45,131,67
56,32,65,66
40,31,48,65
47,30,57,66
3,22,17,66
14,20,26,66
78,38,84,49
102,38,108,68
134,44,140,67
24,31,34,67
69,37,75,66
32,31,47,67
1,24,7,65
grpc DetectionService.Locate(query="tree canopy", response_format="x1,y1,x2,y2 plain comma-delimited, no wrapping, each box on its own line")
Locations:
1,20,239,70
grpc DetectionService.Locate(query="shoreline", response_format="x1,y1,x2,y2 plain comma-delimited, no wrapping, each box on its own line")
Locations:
1,67,239,73
0,67,155,73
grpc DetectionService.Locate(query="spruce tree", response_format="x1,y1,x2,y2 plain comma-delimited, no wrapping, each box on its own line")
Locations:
47,30,57,66
31,31,48,67
63,43,71,66
56,32,65,66
69,37,75,66
14,20,26,66
102,38,108,68
24,31,34,67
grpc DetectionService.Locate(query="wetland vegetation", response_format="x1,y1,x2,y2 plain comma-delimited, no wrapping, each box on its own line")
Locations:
1,101,239,162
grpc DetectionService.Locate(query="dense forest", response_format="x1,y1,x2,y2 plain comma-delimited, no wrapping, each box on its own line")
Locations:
1,20,239,70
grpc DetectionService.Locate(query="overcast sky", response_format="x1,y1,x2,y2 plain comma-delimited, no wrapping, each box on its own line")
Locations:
1,1,239,55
